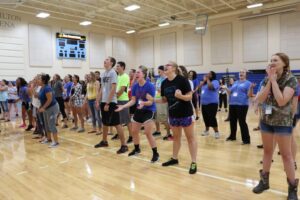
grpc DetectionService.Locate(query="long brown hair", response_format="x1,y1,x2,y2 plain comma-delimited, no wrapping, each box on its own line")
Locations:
274,52,290,73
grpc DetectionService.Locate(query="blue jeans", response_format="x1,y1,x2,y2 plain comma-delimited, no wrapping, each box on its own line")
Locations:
88,99,102,128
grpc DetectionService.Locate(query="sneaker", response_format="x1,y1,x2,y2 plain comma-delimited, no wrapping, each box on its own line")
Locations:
48,142,59,148
163,134,172,141
189,162,197,174
241,142,251,145
25,124,34,131
201,130,209,136
225,109,228,112
214,132,220,139
111,134,119,140
19,123,26,128
224,118,229,122
162,158,179,167
70,126,78,131
126,136,133,144
257,144,263,149
77,128,85,133
253,127,260,131
151,153,159,163
167,135,174,141
226,137,236,141
218,109,221,112
40,139,50,144
195,116,199,120
152,131,161,136
128,148,141,156
94,140,108,148
116,145,128,154
87,118,92,123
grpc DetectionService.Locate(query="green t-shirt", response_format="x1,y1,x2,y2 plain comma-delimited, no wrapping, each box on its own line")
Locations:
117,73,130,101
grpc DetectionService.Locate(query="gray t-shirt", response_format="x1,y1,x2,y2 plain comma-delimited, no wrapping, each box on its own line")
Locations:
101,68,117,103
52,80,63,98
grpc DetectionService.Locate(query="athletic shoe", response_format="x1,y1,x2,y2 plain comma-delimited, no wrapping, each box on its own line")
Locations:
87,118,92,124
126,136,133,144
77,128,85,133
151,153,159,163
152,131,161,136
241,142,250,145
94,140,108,148
189,162,197,174
111,134,119,140
218,109,221,112
69,127,78,131
48,142,59,148
116,145,128,154
214,132,220,139
162,158,179,166
163,134,173,141
128,148,141,156
257,144,263,149
226,137,236,141
25,124,34,131
224,118,229,122
225,109,228,112
40,139,50,144
195,116,199,120
253,127,260,131
201,130,209,136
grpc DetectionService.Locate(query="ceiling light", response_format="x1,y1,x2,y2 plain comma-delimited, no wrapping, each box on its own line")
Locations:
126,30,135,34
124,4,140,11
80,21,92,26
158,22,170,27
36,12,50,18
195,26,205,30
247,3,263,9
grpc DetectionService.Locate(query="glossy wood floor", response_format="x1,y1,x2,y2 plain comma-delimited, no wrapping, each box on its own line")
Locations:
0,105,299,200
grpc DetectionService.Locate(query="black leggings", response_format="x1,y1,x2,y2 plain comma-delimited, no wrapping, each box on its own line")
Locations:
55,97,67,119
201,103,218,128
219,93,227,109
228,105,250,143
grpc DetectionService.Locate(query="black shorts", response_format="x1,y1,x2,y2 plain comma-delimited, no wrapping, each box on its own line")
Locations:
8,99,16,104
133,109,155,124
129,104,137,115
100,102,120,126
22,102,30,111
293,115,298,128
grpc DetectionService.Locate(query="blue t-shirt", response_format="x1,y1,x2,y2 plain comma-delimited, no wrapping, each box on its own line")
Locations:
295,84,300,97
200,80,220,105
192,79,199,91
229,80,251,105
38,85,57,109
132,81,156,112
64,81,73,98
19,86,31,103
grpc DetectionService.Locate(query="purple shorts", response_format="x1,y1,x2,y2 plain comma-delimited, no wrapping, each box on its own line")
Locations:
169,116,193,127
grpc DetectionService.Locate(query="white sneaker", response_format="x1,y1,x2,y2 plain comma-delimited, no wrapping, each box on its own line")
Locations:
201,131,209,136
77,127,85,133
40,139,50,144
215,132,220,139
87,118,92,123
48,142,59,148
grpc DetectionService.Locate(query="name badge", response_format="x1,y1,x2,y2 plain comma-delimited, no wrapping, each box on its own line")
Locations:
138,99,142,105
232,92,238,97
201,90,205,94
265,105,272,115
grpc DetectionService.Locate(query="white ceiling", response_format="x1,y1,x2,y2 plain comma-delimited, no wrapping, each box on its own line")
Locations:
0,0,299,33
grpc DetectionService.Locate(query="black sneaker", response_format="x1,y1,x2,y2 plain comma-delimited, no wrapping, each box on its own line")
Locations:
195,116,199,120
189,162,197,174
163,134,171,140
117,145,128,154
111,134,119,140
25,124,34,131
226,137,236,141
224,118,230,122
126,136,133,144
128,148,141,156
152,131,161,136
151,153,159,163
162,158,179,166
94,140,108,148
257,144,263,149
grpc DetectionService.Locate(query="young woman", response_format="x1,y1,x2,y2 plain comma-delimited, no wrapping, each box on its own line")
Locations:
0,80,9,121
7,81,18,117
253,53,298,200
218,78,228,112
63,74,73,119
160,62,197,174
226,69,254,144
86,72,102,134
69,75,85,133
199,71,220,139
116,65,159,162
188,70,200,120
224,77,235,122
52,74,68,128
16,77,33,130
38,74,59,147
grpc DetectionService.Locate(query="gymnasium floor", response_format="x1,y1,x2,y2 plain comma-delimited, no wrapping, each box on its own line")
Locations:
0,105,299,200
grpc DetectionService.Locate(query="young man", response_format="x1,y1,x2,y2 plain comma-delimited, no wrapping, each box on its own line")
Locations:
94,57,128,154
111,61,133,143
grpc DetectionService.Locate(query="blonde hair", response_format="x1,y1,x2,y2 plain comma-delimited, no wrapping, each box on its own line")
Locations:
138,65,148,79
168,61,180,75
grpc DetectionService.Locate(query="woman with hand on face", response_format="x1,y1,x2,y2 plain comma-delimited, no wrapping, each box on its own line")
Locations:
116,65,159,163
252,53,298,200
159,62,197,174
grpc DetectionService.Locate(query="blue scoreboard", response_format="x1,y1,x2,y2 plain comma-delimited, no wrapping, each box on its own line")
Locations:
56,33,86,60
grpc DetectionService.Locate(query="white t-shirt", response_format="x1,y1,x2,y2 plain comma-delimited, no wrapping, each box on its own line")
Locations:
32,86,41,108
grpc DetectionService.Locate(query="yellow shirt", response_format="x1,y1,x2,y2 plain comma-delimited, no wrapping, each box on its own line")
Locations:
87,82,98,100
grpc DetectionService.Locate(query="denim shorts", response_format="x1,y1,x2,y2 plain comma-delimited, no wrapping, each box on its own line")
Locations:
0,101,9,112
260,121,293,135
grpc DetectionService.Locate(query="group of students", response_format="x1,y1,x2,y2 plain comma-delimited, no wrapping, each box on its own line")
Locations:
0,52,299,199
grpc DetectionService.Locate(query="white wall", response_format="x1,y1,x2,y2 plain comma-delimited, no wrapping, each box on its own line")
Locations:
0,8,136,81
136,12,300,74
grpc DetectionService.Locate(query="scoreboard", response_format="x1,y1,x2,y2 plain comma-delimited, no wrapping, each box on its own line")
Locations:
56,33,86,60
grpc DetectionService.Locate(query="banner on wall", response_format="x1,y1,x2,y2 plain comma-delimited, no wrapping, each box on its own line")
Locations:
0,11,21,28
56,32,86,60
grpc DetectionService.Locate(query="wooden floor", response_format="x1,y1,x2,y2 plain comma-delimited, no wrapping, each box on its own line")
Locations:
0,106,299,200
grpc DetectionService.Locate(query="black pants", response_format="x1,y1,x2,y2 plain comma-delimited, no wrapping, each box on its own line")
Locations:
202,104,218,128
55,97,67,119
228,105,250,143
219,93,227,109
